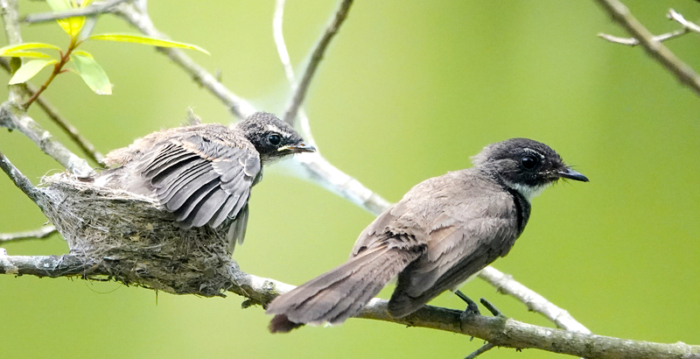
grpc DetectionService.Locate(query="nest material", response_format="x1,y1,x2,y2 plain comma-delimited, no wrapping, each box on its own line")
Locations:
40,172,237,297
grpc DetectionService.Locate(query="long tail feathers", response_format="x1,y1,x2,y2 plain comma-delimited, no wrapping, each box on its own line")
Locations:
266,246,414,333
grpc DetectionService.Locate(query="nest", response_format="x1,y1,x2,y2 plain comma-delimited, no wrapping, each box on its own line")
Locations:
39,172,238,297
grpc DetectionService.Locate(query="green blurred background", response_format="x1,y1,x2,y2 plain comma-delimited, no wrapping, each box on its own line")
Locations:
2,1,699,358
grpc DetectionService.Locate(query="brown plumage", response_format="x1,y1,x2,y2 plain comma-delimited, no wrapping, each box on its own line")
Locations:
266,138,588,332
93,112,314,249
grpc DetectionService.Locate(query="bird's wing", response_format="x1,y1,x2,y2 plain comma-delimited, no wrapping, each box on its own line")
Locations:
387,191,519,317
136,133,261,233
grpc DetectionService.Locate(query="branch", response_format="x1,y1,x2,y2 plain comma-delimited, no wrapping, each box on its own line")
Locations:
0,103,92,176
598,28,687,46
0,0,26,103
0,58,105,165
0,149,49,210
668,9,700,35
22,0,130,23
593,0,700,97
0,253,697,359
280,0,353,126
0,225,56,243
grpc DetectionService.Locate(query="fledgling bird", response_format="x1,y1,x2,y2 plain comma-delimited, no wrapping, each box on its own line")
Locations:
266,138,588,332
93,112,315,247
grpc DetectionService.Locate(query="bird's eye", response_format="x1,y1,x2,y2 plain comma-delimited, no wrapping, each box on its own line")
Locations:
268,134,282,146
521,155,538,170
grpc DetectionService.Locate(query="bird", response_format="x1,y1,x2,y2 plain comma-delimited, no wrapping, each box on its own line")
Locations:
266,138,588,332
93,112,315,248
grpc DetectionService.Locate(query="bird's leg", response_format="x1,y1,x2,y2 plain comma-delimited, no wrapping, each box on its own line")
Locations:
479,298,505,318
455,290,481,316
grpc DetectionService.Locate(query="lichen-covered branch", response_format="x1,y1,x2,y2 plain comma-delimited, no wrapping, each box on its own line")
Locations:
280,0,353,126
0,251,697,359
23,0,129,23
0,58,105,165
593,0,700,97
0,149,49,210
0,225,56,243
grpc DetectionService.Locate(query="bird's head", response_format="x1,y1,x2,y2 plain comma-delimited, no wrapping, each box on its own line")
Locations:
471,138,588,201
237,112,315,162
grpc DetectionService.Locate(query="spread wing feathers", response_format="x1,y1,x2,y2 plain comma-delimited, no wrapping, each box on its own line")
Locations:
135,135,260,229
387,217,515,318
267,244,422,333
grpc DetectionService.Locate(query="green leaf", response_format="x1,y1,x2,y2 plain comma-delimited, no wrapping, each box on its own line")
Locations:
9,59,57,84
89,34,210,55
71,52,112,95
0,43,61,56
1,51,52,59
46,0,85,37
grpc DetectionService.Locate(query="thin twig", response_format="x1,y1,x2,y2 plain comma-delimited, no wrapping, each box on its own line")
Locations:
0,59,105,165
465,343,495,359
0,103,92,176
0,149,49,210
23,0,130,23
281,0,353,125
598,28,687,46
0,0,26,103
668,9,700,34
593,0,700,97
0,225,57,243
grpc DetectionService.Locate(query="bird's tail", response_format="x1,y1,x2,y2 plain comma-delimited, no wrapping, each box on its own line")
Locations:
266,246,415,333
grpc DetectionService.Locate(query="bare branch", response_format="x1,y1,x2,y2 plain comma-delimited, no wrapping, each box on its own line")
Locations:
0,252,697,359
593,0,700,97
478,266,591,334
112,3,256,119
0,225,56,243
598,28,687,46
23,0,130,23
0,58,105,165
282,0,353,125
465,343,496,359
668,9,700,35
0,103,92,175
0,149,49,210
0,0,26,103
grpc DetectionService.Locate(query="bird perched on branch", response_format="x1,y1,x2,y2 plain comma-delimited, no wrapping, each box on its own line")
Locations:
93,112,315,248
267,138,587,332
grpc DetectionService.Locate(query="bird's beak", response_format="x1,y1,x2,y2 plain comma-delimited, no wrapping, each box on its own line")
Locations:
558,168,589,182
278,143,316,153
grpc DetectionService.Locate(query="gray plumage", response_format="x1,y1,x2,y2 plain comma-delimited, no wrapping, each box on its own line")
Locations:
93,112,314,248
266,138,588,332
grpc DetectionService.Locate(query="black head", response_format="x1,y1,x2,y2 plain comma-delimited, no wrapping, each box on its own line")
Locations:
237,112,315,162
471,138,588,200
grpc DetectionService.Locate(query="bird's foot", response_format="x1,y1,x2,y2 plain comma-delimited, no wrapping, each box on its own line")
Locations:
455,290,481,318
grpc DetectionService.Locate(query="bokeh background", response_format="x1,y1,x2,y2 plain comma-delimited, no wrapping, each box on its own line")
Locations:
1,1,699,358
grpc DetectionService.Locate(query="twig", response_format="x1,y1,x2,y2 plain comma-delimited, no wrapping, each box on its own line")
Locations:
668,9,700,34
0,103,92,176
0,225,57,243
478,266,591,334
112,2,256,119
23,0,130,23
598,28,687,46
0,0,26,103
465,343,495,359
0,149,49,210
0,58,105,165
593,0,700,97
0,253,697,359
281,0,353,125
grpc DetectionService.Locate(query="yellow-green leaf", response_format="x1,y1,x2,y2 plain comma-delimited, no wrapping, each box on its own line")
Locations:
9,59,57,84
71,52,112,95
0,43,60,56
81,0,95,7
89,34,210,55
46,0,85,37
1,51,52,59
72,50,93,59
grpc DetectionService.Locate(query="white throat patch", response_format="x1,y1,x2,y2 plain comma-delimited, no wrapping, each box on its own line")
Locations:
504,181,550,201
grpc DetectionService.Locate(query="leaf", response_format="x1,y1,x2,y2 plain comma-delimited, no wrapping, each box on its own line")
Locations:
81,0,95,7
9,59,57,84
1,51,52,59
89,34,210,55
71,52,112,95
46,0,85,37
0,43,60,56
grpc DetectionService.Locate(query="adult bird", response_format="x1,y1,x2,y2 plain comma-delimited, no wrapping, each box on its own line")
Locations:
267,138,587,332
94,112,315,249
